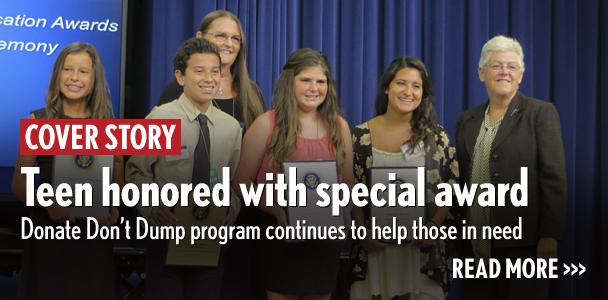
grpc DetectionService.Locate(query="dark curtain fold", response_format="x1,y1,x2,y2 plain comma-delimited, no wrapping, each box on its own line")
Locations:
130,1,608,299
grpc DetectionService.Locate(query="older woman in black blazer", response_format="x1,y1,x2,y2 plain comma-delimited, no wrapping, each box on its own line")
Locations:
455,35,567,300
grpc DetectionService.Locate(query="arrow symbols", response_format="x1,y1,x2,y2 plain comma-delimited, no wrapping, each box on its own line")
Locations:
578,263,586,275
563,263,586,276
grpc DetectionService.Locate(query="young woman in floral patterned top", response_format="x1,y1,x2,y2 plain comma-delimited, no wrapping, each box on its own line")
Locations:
349,56,459,300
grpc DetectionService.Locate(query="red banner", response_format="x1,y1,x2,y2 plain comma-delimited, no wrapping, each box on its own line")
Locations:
19,119,181,155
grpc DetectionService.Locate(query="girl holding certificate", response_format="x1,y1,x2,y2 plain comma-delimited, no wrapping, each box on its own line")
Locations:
12,42,122,300
233,48,354,300
349,57,459,300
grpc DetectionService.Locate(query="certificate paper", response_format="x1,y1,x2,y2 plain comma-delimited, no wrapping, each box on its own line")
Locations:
52,155,113,218
282,160,344,227
165,202,227,267
370,167,425,242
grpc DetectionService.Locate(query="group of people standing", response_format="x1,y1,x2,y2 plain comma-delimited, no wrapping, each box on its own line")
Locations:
12,9,566,300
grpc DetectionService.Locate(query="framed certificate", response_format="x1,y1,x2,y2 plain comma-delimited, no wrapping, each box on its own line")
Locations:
52,155,114,219
281,160,344,227
370,166,425,243
165,202,227,267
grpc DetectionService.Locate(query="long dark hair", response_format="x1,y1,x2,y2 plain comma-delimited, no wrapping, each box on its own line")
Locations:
376,56,440,151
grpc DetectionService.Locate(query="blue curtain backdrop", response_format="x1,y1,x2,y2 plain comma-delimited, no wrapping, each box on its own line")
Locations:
133,0,608,299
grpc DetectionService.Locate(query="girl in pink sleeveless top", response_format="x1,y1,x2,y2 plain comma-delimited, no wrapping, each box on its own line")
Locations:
255,110,337,183
234,48,354,300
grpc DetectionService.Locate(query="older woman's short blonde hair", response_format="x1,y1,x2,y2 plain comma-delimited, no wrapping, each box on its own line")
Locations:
478,35,525,71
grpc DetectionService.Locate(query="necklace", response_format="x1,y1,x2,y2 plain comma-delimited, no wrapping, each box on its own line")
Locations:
217,75,230,97
299,115,320,138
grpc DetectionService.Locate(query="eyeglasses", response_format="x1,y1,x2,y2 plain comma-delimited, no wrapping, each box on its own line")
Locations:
204,31,242,44
486,62,521,72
